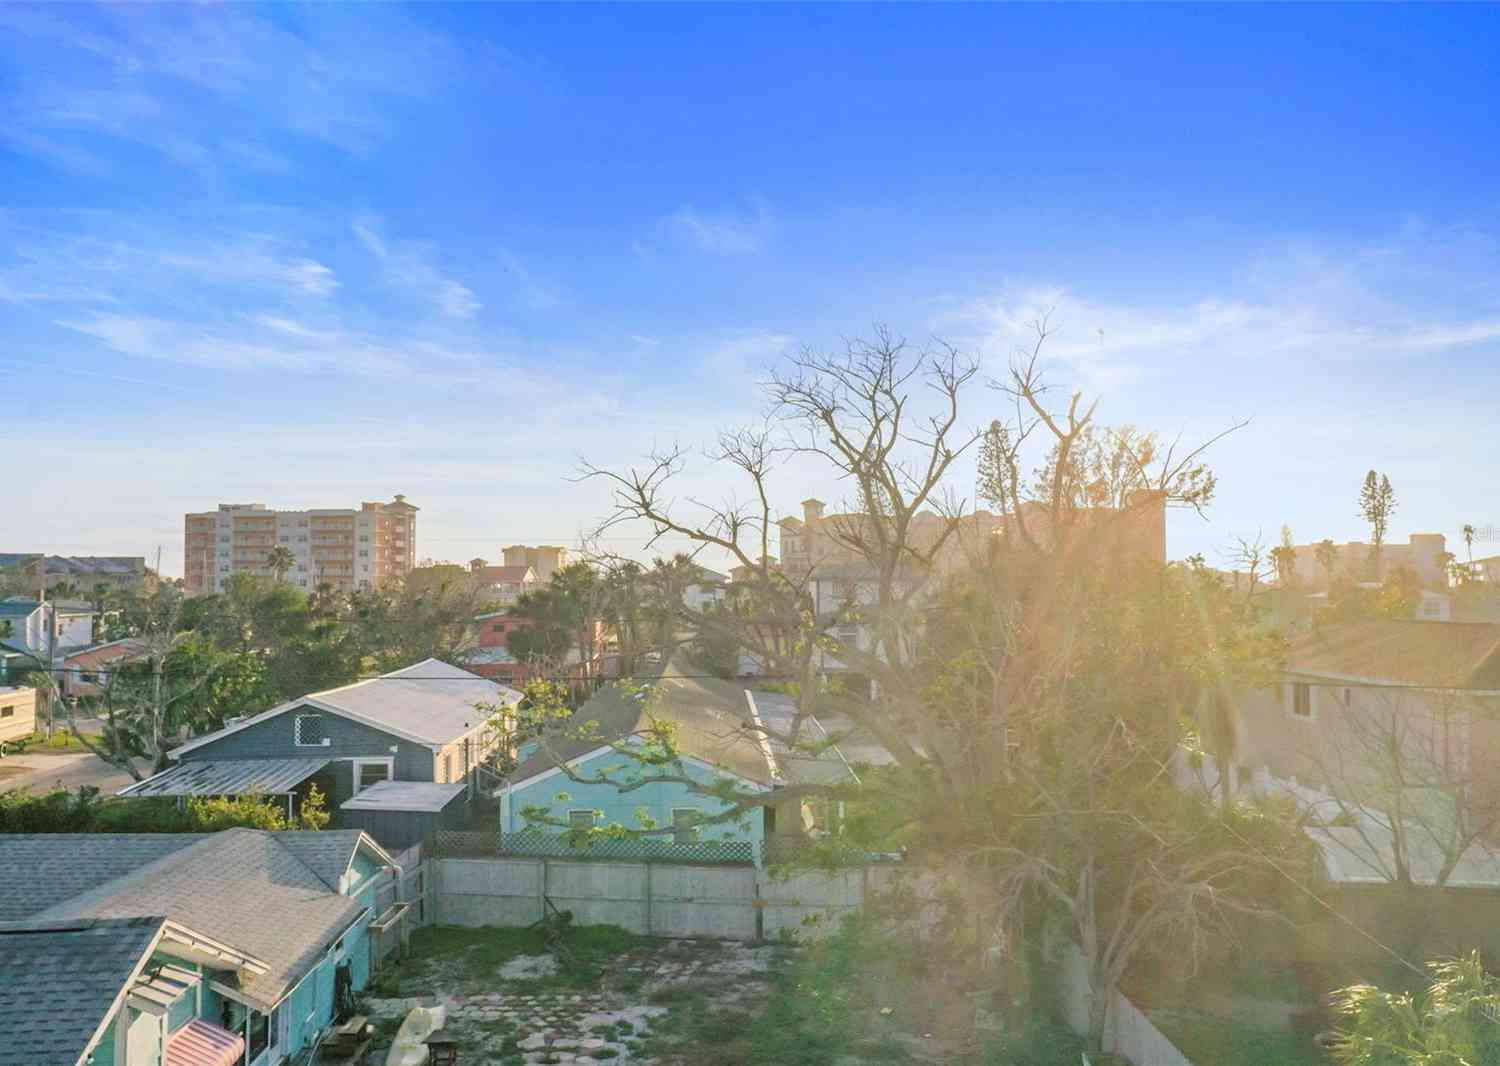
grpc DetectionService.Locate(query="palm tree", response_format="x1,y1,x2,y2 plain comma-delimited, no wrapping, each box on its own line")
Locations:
266,546,297,584
1329,951,1500,1064
1464,523,1476,566
1315,538,1339,588
49,580,80,601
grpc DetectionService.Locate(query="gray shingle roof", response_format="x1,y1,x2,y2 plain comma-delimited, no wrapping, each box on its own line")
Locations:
505,659,775,789
19,830,366,1013
0,916,165,1066
271,829,367,890
0,835,206,922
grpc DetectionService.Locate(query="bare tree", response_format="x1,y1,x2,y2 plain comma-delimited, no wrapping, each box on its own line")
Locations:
1301,685,1500,890
1224,531,1269,601
50,585,219,781
567,324,1291,1054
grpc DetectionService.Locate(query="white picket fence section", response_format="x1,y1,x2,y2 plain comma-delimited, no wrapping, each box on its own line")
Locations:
430,855,899,940
1054,943,1195,1066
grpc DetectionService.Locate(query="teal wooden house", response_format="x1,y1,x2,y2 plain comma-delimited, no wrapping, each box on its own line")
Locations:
494,668,856,859
0,828,399,1066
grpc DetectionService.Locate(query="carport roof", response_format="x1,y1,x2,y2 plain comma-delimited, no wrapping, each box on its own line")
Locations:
116,758,329,798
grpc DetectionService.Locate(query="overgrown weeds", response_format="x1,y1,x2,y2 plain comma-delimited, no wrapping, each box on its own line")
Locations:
407,922,648,989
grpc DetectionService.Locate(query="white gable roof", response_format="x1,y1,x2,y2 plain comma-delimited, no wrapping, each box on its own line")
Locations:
172,658,521,756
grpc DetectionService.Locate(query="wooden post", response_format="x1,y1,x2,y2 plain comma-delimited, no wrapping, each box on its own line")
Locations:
644,861,653,936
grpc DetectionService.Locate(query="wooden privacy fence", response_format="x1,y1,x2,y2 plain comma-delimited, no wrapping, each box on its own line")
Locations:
431,854,904,941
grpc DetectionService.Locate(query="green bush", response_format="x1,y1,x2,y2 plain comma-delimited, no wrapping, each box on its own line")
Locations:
0,783,327,833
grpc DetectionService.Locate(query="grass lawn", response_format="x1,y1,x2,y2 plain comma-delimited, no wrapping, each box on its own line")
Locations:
11,730,100,755
403,921,651,990
1150,1011,1328,1066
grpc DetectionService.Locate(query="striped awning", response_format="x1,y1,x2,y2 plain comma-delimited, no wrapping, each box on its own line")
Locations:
166,1019,245,1066
118,757,330,798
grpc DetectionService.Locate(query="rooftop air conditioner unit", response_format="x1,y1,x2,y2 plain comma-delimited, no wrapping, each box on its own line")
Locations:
322,738,331,746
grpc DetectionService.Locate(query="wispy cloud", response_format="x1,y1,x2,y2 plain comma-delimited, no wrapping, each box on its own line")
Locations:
0,220,338,304
58,311,458,377
661,200,774,255
0,3,457,176
939,237,1500,394
354,215,480,319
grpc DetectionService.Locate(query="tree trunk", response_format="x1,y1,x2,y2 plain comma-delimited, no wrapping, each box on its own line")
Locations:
1086,972,1111,1055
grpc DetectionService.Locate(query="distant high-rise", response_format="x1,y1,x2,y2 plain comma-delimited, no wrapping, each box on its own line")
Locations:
501,545,571,582
184,496,418,596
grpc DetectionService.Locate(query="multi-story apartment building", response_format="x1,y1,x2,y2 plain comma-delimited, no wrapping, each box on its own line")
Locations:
501,545,571,582
184,496,417,596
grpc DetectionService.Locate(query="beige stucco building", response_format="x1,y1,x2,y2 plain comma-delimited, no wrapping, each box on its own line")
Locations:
0,685,38,745
184,496,417,596
500,545,570,582
1230,619,1500,821
1288,532,1449,589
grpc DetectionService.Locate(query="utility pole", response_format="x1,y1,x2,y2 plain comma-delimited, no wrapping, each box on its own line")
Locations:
40,567,54,741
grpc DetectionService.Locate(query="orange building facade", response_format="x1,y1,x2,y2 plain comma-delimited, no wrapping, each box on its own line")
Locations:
184,496,417,596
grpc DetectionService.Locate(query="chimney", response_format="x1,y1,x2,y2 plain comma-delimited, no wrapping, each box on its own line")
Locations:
802,499,826,526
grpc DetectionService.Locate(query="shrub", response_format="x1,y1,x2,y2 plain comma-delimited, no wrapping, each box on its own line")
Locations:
0,784,325,833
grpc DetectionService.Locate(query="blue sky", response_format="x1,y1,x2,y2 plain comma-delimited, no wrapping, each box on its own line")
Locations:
4,3,1500,575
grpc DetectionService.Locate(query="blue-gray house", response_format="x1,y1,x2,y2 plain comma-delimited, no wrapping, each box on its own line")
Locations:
120,659,522,825
0,828,397,1066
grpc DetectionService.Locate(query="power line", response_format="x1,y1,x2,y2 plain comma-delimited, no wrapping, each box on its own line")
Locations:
19,662,1499,695
18,665,802,683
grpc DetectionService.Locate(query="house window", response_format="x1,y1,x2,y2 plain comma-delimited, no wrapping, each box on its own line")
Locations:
569,810,597,829
671,807,701,844
1291,683,1313,719
295,714,326,746
354,758,392,793
80,671,98,684
1423,600,1442,617
247,1009,270,1063
443,753,453,782
0,706,12,719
